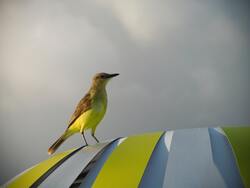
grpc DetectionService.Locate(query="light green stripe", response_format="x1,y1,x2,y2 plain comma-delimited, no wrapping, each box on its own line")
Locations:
7,148,76,188
223,127,250,188
92,131,163,188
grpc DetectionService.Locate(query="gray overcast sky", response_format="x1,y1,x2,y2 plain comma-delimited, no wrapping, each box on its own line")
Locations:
0,0,249,184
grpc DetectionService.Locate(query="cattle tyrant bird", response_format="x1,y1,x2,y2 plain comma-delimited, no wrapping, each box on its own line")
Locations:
48,72,119,155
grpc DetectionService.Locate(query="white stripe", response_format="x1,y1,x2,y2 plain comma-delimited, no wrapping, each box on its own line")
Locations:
213,127,226,136
165,131,174,151
117,137,127,145
163,128,227,188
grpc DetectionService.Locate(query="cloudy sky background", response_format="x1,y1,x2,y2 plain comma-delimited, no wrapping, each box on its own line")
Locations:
0,0,249,184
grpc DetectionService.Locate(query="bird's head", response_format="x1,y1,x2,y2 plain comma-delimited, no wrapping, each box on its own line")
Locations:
92,72,119,89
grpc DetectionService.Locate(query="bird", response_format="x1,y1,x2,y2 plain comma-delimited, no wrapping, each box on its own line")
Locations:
48,72,119,155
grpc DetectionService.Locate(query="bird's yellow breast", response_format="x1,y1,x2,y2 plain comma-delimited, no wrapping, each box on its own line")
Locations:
68,99,107,134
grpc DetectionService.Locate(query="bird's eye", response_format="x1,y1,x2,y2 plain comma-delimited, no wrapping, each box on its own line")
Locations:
100,75,105,79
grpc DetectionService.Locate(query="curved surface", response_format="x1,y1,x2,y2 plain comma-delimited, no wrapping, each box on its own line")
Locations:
139,131,172,188
92,132,163,188
6,148,77,188
223,127,250,188
4,127,248,188
164,128,226,188
38,143,108,188
208,128,244,188
78,138,126,188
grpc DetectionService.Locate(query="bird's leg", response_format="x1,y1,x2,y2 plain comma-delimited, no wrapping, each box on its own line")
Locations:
82,132,88,146
91,133,100,143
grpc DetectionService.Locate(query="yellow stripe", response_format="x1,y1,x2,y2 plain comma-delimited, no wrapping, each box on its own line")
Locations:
223,127,250,188
92,132,163,188
7,148,76,188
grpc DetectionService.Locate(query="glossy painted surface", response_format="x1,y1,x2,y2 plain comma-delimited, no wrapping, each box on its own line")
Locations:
139,131,172,188
209,128,244,188
223,127,250,188
39,143,108,188
79,138,126,188
6,149,76,188
163,128,243,188
92,132,163,188
5,128,248,188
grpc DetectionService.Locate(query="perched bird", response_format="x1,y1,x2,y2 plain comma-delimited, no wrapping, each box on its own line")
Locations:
48,72,119,155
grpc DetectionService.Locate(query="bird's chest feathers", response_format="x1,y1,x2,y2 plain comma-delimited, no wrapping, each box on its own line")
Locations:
85,91,107,123
72,98,107,132
92,92,107,113
69,89,107,132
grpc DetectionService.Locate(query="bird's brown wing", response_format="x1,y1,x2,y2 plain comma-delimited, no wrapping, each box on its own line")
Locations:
67,92,92,128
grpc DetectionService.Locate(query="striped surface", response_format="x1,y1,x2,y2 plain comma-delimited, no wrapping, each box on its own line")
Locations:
4,127,249,188
78,138,126,187
38,143,108,188
208,128,244,188
92,132,163,188
6,148,77,188
223,127,250,188
139,131,173,188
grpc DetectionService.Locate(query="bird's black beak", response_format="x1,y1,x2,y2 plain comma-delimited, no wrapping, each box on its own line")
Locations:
107,73,119,78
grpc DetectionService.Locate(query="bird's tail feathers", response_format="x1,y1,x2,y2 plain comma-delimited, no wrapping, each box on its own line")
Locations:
48,131,71,155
